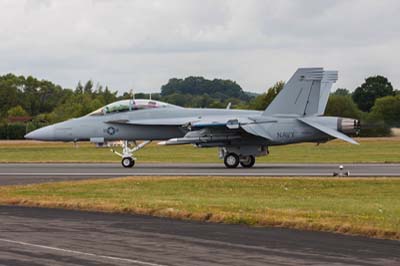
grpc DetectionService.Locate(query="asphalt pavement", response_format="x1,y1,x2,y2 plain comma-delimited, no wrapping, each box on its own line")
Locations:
0,206,399,266
0,163,399,185
1,163,399,265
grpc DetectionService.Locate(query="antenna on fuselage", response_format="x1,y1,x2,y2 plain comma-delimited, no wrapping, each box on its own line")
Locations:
129,89,135,111
131,89,135,100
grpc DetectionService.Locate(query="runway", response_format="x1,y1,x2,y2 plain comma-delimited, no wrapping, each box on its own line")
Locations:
0,165,399,265
0,205,398,266
0,163,399,185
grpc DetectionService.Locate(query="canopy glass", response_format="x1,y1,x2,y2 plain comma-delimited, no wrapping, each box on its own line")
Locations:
88,99,180,116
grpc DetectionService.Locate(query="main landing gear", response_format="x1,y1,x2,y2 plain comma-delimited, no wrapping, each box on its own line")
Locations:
224,153,240,168
111,140,151,168
220,146,267,169
239,155,256,168
223,153,256,168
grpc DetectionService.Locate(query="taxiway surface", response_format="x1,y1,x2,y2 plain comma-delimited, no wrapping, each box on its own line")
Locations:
0,163,399,185
0,206,399,266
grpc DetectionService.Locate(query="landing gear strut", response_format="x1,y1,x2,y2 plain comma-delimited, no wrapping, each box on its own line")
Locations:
111,140,151,168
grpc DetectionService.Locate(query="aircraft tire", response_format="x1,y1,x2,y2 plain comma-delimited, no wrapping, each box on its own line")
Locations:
122,157,134,168
224,153,240,168
240,155,255,168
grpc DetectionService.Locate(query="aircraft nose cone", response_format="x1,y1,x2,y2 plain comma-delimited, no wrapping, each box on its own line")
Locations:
25,125,55,141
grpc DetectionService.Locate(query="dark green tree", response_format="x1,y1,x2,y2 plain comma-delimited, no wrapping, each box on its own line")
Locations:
83,80,93,94
332,88,350,96
162,93,192,107
352,76,394,112
248,81,284,110
0,74,19,118
75,81,83,94
160,76,249,100
0,74,66,117
7,105,28,117
370,95,400,127
325,95,361,119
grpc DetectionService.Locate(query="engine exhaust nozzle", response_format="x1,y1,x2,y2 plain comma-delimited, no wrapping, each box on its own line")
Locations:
338,118,360,135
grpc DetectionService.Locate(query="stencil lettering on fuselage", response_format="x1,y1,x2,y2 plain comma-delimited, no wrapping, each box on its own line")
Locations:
277,131,295,139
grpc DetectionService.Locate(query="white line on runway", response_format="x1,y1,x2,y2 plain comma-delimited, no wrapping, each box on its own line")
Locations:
0,172,399,176
0,172,337,176
0,172,328,176
0,238,166,266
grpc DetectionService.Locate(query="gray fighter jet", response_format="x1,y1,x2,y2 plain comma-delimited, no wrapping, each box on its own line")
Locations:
25,68,360,168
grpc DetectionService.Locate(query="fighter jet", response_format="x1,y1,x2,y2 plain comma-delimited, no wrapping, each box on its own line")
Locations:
25,68,360,168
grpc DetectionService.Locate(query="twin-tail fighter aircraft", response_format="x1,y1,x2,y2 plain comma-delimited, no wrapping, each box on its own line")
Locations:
25,68,360,168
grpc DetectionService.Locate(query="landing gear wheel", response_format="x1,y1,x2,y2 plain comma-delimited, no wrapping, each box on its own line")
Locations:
240,155,255,168
121,157,135,168
224,153,240,168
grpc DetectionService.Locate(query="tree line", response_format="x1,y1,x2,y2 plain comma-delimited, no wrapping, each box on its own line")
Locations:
0,73,398,139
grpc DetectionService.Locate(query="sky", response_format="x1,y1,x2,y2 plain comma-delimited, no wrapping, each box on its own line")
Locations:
0,0,399,94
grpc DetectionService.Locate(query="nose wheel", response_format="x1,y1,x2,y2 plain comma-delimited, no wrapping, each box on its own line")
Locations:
112,140,151,168
121,157,135,168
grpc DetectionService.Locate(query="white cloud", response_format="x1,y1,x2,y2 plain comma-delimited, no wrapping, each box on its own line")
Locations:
0,0,399,93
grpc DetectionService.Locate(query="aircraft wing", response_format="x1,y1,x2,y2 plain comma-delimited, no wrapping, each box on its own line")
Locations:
158,118,275,146
105,117,201,126
107,116,274,146
106,116,254,129
298,117,359,145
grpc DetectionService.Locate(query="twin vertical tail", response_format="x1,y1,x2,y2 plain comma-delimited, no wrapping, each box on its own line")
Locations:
262,67,359,144
263,68,338,117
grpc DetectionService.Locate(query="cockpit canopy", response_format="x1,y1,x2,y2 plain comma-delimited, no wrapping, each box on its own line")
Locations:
88,99,181,116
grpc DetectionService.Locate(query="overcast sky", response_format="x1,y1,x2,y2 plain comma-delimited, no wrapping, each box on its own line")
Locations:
0,0,399,93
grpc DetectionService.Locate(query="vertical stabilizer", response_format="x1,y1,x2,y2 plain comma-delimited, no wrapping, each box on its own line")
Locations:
263,68,338,116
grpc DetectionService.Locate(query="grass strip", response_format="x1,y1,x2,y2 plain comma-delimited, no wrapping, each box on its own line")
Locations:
0,176,399,240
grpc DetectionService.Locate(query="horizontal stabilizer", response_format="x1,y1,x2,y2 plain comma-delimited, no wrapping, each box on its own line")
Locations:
298,118,359,145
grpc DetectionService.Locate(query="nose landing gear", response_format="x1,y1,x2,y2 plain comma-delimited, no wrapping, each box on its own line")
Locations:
111,140,151,168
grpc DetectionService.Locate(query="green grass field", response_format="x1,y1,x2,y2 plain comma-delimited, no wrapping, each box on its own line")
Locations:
1,176,399,239
0,138,399,163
